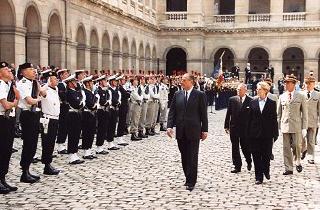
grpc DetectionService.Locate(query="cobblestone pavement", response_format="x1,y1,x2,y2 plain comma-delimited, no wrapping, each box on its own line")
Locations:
1,109,320,209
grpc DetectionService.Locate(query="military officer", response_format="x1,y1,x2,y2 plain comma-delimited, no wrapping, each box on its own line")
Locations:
278,74,308,175
56,69,69,154
0,61,19,193
301,76,320,164
17,63,46,183
159,77,169,131
39,70,61,175
138,76,149,138
64,74,85,164
130,77,143,141
95,75,111,155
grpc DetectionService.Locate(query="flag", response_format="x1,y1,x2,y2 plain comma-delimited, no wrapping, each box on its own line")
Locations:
211,51,225,79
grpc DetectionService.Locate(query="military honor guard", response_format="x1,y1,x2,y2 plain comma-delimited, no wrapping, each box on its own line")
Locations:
64,74,85,164
39,70,61,175
301,76,320,164
17,63,46,183
81,76,99,159
0,62,19,193
145,76,160,135
95,75,111,155
129,77,143,141
278,74,308,175
159,77,169,131
117,75,130,137
56,69,70,154
138,76,149,138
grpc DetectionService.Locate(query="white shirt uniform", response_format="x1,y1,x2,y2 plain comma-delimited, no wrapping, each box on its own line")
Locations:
17,77,34,110
0,80,11,113
41,84,60,119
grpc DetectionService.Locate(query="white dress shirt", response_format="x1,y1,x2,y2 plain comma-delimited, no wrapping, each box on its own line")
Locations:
258,97,267,113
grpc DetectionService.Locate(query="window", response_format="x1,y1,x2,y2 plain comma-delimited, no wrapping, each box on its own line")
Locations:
166,0,187,12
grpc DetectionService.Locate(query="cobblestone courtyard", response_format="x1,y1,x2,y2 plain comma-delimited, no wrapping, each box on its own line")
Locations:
1,109,320,209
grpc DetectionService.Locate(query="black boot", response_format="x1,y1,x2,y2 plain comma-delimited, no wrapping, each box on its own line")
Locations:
20,169,38,183
0,182,10,194
131,133,142,141
146,128,155,136
44,164,60,175
1,178,17,192
27,170,40,180
160,123,167,131
138,131,148,138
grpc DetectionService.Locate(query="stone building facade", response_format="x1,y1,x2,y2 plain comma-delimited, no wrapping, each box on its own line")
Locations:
0,0,320,81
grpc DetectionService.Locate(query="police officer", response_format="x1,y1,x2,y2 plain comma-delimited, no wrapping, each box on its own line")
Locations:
130,77,143,141
0,62,19,193
82,76,98,159
138,76,149,138
159,77,169,131
95,75,111,155
39,70,61,175
56,69,69,154
64,74,85,164
17,63,45,183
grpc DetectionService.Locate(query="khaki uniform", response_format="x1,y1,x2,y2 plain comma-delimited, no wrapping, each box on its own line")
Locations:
129,86,143,134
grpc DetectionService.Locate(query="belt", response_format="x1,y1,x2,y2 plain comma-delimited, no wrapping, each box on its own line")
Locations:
43,113,59,120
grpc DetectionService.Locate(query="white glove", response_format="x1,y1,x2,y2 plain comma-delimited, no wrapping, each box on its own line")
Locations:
302,129,307,138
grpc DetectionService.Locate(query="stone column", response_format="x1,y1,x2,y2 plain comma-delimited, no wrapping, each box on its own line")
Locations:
14,27,27,65
85,46,91,70
235,0,249,25
40,33,49,67
66,39,77,70
306,0,320,21
102,49,111,71
270,0,284,22
269,59,283,83
305,59,319,79
97,48,102,72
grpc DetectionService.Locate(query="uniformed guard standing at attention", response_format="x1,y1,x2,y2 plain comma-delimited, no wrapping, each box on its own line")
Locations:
56,69,70,154
95,75,111,155
117,75,130,137
17,63,46,183
64,74,85,164
130,77,143,141
75,69,86,149
159,77,169,131
0,61,19,194
82,75,99,159
39,70,61,175
137,76,149,139
107,75,122,150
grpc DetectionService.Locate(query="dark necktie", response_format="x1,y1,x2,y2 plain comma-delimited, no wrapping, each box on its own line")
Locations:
289,92,292,101
145,86,149,94
307,91,310,99
138,86,142,96
240,97,243,105
185,91,188,107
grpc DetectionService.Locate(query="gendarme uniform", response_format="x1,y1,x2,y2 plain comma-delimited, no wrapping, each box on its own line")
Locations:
130,81,143,141
0,61,18,193
40,70,61,175
159,81,169,131
138,79,150,138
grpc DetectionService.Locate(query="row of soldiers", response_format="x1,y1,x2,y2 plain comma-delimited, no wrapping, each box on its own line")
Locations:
0,61,170,194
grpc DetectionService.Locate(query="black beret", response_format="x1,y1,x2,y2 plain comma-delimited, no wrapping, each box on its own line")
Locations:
19,63,34,70
0,61,9,69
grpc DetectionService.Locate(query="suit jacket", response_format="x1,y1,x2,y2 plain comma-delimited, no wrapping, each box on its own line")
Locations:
304,90,320,128
278,91,308,133
167,89,208,140
247,98,278,142
224,95,252,137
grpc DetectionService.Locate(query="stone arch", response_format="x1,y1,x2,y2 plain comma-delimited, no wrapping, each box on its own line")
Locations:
102,31,110,71
90,29,99,72
138,42,144,73
0,0,16,63
248,47,269,73
282,46,304,82
163,45,189,60
48,10,63,67
112,35,121,71
76,23,87,69
122,37,129,71
165,47,187,75
24,2,42,65
152,46,157,72
211,47,235,72
130,39,137,72
145,43,151,72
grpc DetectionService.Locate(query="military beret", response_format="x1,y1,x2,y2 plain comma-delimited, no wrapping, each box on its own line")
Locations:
0,61,9,69
19,63,34,70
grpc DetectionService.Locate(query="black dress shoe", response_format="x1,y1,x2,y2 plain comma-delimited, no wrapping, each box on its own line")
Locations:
43,164,60,175
138,131,148,138
296,165,303,173
0,179,17,192
247,163,252,171
255,180,263,185
283,170,293,175
301,150,307,160
186,185,194,191
270,154,274,160
231,169,241,173
58,149,68,154
308,160,315,164
83,155,94,160
0,182,10,194
131,134,142,141
69,159,85,165
20,172,38,183
264,173,270,180
96,150,109,155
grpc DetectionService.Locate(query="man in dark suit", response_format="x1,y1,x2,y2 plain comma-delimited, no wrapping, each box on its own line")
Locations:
167,73,208,192
224,83,253,173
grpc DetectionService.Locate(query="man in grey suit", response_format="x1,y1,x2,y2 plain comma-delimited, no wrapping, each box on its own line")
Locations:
278,74,308,175
167,73,208,191
301,76,320,164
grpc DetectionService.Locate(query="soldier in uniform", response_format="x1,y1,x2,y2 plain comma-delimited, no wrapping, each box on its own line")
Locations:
130,77,143,141
145,76,160,135
245,63,252,84
278,74,308,175
95,75,111,155
75,70,86,149
81,76,99,159
56,69,69,154
0,62,19,193
301,76,320,164
64,74,85,164
17,63,46,183
159,77,169,131
138,76,149,138
117,75,130,137
39,70,61,175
